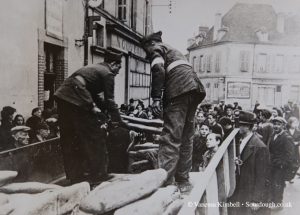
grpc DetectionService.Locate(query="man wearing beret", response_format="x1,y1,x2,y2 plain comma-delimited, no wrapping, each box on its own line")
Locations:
54,49,124,185
140,31,206,191
269,117,296,208
229,111,270,215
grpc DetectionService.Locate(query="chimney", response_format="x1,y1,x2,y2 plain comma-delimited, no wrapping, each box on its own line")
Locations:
213,13,222,41
187,38,195,47
277,13,285,33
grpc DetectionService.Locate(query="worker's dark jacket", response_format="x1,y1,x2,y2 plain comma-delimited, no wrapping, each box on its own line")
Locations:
149,43,205,101
54,63,120,121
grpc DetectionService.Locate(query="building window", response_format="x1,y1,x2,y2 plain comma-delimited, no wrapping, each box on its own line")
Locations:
257,53,267,73
192,56,197,70
96,24,104,47
207,55,212,73
240,51,249,72
291,85,300,103
199,55,204,73
206,83,210,88
290,55,300,73
215,52,221,73
275,54,284,73
214,83,218,88
118,0,127,21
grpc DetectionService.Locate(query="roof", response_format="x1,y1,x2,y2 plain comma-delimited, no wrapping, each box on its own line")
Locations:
188,3,300,50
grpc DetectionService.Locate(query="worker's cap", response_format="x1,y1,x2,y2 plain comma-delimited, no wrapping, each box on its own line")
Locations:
271,117,287,125
11,126,30,134
104,49,123,63
239,111,257,125
141,31,162,47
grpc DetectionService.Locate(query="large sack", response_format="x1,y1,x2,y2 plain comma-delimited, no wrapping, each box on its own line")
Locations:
9,182,90,215
0,171,18,187
114,185,180,215
0,182,61,194
80,169,167,214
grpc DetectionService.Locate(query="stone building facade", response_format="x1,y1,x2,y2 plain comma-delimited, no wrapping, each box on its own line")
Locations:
0,0,152,117
188,3,300,109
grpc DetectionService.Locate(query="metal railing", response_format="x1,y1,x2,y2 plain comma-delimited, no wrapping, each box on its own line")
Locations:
178,128,239,215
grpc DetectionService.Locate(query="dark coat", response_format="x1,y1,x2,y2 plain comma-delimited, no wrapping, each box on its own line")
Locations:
54,63,121,122
210,123,224,137
148,43,206,101
269,131,295,169
229,134,270,215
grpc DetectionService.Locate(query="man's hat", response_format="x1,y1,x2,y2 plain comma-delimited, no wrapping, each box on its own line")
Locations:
141,31,162,46
11,126,30,134
104,49,123,63
271,116,287,124
239,111,257,125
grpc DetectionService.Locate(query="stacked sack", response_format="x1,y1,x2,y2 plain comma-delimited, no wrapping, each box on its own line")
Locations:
78,169,183,215
0,171,90,215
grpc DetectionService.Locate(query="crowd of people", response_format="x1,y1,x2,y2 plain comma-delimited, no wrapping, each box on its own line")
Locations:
189,99,300,214
0,106,59,151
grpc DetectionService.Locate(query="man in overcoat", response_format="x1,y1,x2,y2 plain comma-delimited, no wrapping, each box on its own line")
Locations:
140,31,206,191
269,117,295,206
229,111,271,215
54,49,124,184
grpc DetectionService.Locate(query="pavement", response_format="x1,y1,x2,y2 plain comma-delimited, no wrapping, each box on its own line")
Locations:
271,176,300,215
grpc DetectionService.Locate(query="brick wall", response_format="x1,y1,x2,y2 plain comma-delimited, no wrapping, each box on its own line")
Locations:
55,54,68,90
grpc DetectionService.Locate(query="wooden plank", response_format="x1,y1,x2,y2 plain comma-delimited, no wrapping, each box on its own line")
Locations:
121,115,163,127
206,172,219,215
227,138,236,197
127,122,163,134
223,150,231,197
178,129,239,215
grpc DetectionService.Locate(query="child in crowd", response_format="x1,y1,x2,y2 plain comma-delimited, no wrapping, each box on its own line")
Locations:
200,133,222,171
192,121,210,171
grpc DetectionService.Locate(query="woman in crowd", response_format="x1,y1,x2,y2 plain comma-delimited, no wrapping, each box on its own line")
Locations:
26,107,44,140
13,114,25,126
200,133,222,171
134,104,148,119
192,121,210,171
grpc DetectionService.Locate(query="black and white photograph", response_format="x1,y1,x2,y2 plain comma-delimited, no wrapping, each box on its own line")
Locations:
0,0,300,214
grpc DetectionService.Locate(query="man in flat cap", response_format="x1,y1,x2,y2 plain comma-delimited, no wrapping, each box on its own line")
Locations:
10,126,31,148
229,111,270,215
140,31,206,191
269,117,297,208
54,49,125,185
